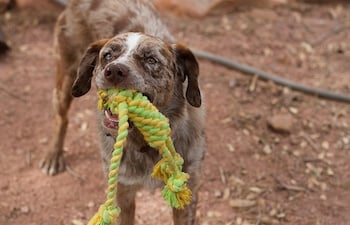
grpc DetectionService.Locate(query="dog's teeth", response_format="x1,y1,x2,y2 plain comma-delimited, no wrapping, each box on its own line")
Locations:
104,110,110,119
104,110,119,122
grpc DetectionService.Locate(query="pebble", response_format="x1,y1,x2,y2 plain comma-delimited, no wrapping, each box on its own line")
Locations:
214,190,222,198
71,219,84,225
243,129,250,136
222,188,230,200
267,114,294,134
39,137,48,144
289,107,299,114
327,168,334,176
263,145,272,154
20,206,30,214
80,122,88,131
226,143,235,152
321,141,329,150
87,201,95,208
230,199,256,208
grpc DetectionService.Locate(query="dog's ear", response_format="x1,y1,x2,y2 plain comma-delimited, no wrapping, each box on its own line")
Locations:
173,43,201,107
72,39,109,97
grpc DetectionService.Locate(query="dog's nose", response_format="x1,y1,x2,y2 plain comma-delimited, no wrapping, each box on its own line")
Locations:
104,63,129,84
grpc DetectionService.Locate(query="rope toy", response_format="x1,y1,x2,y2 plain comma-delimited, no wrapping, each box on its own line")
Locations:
88,88,192,225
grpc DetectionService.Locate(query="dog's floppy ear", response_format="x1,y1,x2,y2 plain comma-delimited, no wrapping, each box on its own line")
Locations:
72,39,109,97
173,43,201,107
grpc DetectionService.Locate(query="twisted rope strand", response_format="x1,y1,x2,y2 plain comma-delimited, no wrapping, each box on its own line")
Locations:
88,88,192,225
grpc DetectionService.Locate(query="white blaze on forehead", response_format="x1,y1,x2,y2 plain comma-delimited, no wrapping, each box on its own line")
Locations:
118,33,142,63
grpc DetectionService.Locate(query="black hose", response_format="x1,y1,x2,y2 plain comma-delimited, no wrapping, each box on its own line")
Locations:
52,0,67,7
193,49,350,103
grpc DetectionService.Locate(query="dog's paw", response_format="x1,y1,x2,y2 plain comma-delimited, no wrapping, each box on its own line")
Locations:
39,152,66,176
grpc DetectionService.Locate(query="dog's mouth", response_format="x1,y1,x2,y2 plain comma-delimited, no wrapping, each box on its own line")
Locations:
103,109,119,130
102,92,153,130
103,109,137,130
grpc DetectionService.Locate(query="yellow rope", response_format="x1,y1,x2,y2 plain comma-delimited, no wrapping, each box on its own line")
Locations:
88,88,191,225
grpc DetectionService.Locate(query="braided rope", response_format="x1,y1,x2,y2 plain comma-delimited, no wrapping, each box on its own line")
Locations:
88,88,191,225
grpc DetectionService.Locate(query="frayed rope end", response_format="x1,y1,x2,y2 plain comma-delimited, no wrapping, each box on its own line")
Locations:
87,205,120,225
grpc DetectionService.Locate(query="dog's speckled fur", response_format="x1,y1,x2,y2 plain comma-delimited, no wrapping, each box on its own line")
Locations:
40,1,205,224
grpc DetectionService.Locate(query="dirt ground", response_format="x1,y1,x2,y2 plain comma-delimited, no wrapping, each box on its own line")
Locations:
1,1,350,225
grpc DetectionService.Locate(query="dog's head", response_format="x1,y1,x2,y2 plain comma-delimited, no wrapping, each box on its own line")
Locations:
72,32,201,109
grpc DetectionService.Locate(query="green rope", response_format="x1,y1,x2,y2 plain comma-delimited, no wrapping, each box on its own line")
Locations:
88,88,191,225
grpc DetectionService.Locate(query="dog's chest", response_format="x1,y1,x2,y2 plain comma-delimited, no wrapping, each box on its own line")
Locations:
99,130,163,189
119,145,163,189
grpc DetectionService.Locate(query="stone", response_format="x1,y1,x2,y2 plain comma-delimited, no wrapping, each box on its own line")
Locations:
267,114,294,134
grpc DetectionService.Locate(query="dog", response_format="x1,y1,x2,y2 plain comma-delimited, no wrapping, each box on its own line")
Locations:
39,0,205,224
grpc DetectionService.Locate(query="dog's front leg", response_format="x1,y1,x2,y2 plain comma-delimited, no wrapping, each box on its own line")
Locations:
172,192,198,225
172,168,201,225
40,57,76,175
116,183,139,225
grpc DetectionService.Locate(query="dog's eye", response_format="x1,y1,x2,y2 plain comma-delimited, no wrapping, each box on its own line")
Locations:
146,56,157,64
103,52,112,61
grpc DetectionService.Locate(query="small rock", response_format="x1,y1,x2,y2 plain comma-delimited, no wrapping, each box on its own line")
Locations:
318,152,325,160
206,210,221,218
246,193,257,200
292,150,301,157
223,188,230,200
267,114,294,134
327,168,334,176
242,129,250,136
207,211,214,218
282,87,291,95
271,98,279,105
263,47,273,56
226,143,235,152
87,201,95,208
229,199,256,208
326,152,334,158
300,141,307,148
289,107,299,114
263,145,272,154
228,79,236,88
242,220,253,225
236,217,243,225
274,137,280,143
20,206,30,214
71,219,84,225
269,208,277,217
249,186,264,194
321,141,329,150
80,122,88,131
214,190,222,198
301,42,313,53
19,45,29,52
39,137,48,144
276,212,286,219
260,215,278,224
320,182,328,191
